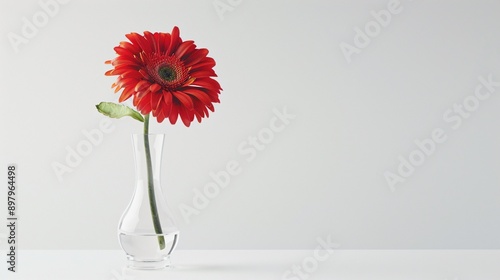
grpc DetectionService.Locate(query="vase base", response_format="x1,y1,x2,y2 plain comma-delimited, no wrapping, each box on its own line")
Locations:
126,256,170,270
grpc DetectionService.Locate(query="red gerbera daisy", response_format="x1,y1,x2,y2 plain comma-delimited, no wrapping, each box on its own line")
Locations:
105,26,222,127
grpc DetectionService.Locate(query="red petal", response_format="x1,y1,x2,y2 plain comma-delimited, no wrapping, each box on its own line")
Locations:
174,40,195,59
189,57,216,70
192,78,222,92
138,69,150,79
151,91,162,112
113,84,121,93
192,100,204,122
206,89,220,103
125,33,142,51
178,106,193,127
156,110,166,123
118,86,135,102
108,64,140,75
167,26,180,55
169,104,179,125
184,48,209,67
153,32,162,54
162,33,171,54
114,46,137,59
119,41,140,53
190,68,217,78
113,56,139,66
120,70,143,79
193,98,209,118
182,87,213,107
143,31,158,53
135,80,150,92
172,91,194,110
133,94,139,107
116,77,138,88
136,88,150,100
127,32,151,54
136,92,152,113
149,83,161,93
161,90,173,118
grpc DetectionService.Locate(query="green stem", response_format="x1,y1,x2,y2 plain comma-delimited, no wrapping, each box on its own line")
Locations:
143,114,166,250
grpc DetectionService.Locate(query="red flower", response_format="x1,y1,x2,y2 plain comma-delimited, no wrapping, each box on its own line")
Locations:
105,26,222,126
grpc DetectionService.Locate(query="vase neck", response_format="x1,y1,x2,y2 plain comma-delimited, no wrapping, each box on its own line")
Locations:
132,134,165,183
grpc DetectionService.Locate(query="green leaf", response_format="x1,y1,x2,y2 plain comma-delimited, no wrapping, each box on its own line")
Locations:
95,102,144,122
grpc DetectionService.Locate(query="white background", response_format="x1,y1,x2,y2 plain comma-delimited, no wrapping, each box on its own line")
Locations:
0,0,499,250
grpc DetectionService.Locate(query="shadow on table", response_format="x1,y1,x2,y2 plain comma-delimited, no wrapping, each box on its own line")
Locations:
118,263,283,279
115,263,283,280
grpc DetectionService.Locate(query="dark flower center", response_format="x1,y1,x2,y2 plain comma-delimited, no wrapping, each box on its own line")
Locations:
146,54,189,90
158,66,177,82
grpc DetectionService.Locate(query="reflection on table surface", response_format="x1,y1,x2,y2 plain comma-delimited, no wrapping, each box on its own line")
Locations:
0,250,498,280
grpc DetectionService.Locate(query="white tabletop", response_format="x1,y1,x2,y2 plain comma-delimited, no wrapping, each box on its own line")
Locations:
1,250,499,280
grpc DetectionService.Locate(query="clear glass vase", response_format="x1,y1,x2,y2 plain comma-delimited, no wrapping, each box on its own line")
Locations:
118,134,179,270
